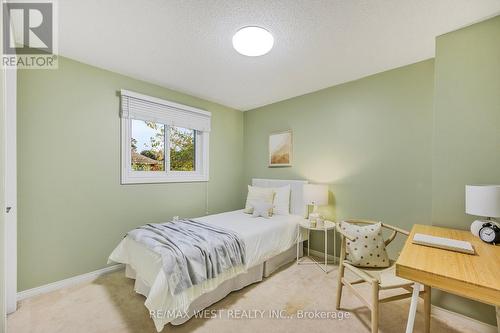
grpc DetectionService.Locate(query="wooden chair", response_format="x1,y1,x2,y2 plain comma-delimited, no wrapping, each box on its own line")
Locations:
335,219,430,333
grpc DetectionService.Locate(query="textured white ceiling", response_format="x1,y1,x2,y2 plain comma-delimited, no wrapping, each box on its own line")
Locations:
58,0,500,111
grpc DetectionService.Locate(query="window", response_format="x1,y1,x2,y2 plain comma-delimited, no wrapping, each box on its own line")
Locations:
120,90,210,184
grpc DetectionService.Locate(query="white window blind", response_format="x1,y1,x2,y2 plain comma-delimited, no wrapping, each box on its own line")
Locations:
120,89,211,132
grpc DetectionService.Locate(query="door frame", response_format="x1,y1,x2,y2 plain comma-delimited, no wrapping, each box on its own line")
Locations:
4,66,17,314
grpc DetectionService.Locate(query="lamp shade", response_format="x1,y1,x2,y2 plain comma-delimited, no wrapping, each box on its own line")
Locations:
465,185,500,218
303,184,328,206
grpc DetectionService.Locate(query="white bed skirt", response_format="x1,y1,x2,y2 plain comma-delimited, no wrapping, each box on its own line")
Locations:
263,243,300,278
124,243,303,326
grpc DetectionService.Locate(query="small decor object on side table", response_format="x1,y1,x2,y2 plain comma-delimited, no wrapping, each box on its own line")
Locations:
296,219,336,273
465,185,500,242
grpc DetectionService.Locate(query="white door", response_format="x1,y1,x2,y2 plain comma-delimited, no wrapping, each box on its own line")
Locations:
4,67,17,314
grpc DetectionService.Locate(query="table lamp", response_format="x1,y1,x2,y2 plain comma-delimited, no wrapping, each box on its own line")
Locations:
303,184,328,225
465,185,500,236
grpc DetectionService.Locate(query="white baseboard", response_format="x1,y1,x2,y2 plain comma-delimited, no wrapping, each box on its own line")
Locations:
306,247,497,332
305,247,338,262
431,305,497,333
17,264,124,301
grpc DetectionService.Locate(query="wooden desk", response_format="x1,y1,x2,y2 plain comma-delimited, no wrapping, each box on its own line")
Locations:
396,224,500,332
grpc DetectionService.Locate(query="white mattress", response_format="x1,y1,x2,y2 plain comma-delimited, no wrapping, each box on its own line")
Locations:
108,209,303,331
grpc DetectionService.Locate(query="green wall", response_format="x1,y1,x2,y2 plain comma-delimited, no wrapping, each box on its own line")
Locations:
17,56,245,290
432,16,500,228
431,16,500,325
244,60,435,257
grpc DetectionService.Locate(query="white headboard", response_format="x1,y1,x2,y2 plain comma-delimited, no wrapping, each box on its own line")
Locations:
252,178,308,216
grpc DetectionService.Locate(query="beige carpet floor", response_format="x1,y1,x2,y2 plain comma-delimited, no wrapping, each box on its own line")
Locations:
8,261,485,333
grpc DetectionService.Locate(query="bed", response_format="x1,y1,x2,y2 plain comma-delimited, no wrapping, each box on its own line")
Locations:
108,178,308,331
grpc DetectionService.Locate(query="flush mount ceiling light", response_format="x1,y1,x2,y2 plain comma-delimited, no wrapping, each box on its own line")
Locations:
232,26,274,57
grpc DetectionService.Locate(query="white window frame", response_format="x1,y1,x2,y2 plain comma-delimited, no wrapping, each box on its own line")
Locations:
120,92,210,184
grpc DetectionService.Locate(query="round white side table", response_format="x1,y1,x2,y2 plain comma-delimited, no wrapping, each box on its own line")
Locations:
296,220,336,273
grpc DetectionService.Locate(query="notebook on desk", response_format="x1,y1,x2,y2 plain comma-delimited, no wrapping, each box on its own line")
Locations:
412,233,475,254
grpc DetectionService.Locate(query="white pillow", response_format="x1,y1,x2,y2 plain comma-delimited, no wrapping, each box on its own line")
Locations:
271,185,291,215
244,186,274,214
251,201,274,218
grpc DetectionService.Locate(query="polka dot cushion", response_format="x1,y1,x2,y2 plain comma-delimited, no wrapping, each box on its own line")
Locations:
339,221,390,268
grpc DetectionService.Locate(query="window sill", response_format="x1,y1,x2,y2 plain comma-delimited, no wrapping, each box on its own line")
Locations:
121,173,209,184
